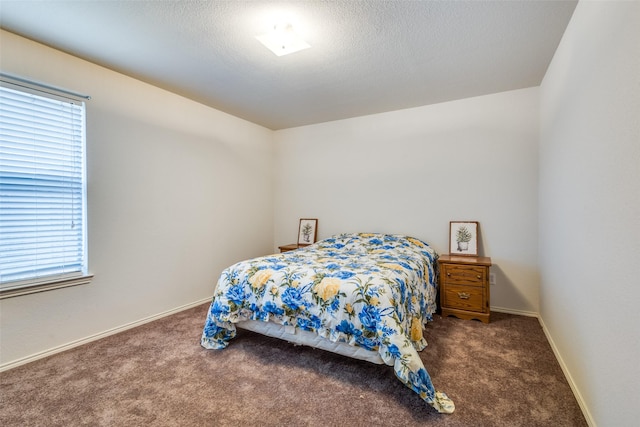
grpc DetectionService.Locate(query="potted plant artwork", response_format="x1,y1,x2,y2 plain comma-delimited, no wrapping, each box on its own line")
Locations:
449,221,479,256
297,218,318,246
301,223,313,243
456,226,473,251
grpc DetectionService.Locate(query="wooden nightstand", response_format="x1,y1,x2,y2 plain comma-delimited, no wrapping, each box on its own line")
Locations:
438,254,492,323
278,243,300,253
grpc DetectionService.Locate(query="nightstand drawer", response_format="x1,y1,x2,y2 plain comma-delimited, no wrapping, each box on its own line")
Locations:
442,284,485,312
441,264,486,285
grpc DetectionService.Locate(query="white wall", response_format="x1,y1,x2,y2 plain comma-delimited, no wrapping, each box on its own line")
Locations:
0,31,274,366
539,1,640,425
274,88,540,314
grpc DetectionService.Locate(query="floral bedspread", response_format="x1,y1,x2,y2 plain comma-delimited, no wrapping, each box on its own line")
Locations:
200,233,454,413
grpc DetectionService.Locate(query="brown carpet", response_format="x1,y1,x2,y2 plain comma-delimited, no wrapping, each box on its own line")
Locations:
0,304,587,426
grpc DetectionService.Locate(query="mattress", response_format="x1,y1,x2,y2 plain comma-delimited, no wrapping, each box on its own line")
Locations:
237,319,386,365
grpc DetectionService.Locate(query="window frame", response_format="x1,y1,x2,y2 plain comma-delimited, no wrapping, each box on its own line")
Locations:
0,75,92,299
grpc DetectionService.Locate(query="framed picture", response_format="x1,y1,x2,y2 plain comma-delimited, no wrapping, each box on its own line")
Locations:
297,218,318,246
449,221,479,256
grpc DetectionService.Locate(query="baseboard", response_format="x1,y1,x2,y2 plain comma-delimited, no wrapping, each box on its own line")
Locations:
538,316,596,427
491,305,539,317
0,297,212,373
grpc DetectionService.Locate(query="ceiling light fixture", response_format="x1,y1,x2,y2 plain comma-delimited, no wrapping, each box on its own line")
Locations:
256,23,310,56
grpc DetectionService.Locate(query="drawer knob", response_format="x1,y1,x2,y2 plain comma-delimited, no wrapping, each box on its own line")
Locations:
447,273,451,276
477,275,481,279
457,292,470,300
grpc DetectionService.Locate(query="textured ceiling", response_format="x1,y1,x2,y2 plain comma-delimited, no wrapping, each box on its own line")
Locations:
0,1,577,130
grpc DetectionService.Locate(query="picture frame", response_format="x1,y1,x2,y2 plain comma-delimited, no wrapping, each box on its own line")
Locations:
297,218,318,246
449,221,479,256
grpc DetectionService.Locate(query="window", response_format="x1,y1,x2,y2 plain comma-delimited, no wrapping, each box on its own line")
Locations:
0,77,91,298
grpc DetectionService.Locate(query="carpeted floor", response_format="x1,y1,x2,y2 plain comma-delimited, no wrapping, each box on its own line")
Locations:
0,304,587,426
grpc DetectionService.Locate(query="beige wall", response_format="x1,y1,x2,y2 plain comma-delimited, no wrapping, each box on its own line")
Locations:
274,87,540,314
0,30,274,365
539,1,640,425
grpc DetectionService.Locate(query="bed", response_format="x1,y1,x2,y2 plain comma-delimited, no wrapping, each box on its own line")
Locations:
200,233,454,414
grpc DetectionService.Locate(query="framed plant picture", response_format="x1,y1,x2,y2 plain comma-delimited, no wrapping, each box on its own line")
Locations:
297,218,318,246
449,221,479,256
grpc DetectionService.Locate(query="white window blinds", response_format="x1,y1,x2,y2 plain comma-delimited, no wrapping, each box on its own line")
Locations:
0,83,88,287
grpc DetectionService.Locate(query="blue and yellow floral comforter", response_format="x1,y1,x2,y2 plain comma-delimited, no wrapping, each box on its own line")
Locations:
201,233,454,413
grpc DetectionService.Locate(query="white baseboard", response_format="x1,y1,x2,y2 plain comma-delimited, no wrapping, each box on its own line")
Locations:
491,305,539,317
538,316,596,427
0,297,212,373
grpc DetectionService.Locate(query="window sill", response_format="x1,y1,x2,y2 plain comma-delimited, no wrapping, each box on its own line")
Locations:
0,274,94,300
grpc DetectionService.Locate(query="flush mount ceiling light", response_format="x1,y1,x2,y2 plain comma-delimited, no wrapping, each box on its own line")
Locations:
256,23,310,56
